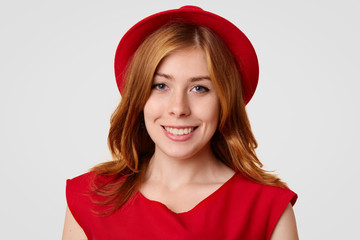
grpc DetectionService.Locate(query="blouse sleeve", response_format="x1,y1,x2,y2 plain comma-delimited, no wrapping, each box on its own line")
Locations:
265,186,298,240
66,171,96,237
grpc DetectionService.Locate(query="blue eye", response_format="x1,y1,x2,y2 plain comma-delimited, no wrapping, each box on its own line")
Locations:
152,83,168,90
192,85,209,93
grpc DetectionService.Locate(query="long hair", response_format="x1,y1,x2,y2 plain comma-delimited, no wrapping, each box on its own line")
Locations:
91,24,287,214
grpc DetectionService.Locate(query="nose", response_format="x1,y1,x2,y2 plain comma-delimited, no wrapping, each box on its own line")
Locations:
168,90,191,117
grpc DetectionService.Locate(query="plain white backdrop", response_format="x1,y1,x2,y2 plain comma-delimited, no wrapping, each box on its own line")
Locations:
1,0,359,239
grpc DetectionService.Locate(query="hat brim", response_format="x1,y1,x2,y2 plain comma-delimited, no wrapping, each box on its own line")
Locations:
114,6,259,105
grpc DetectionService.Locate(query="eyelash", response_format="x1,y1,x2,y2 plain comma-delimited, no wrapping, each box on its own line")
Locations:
192,85,209,93
151,83,210,93
152,83,168,90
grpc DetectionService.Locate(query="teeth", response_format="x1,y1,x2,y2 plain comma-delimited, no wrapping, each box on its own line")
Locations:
164,127,195,136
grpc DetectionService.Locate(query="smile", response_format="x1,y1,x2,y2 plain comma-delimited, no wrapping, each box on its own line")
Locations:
163,126,197,136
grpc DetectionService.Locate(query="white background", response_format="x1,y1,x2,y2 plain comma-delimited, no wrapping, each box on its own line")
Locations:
1,0,359,239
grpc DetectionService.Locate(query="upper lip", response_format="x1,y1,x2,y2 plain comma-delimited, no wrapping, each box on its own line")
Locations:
161,125,198,129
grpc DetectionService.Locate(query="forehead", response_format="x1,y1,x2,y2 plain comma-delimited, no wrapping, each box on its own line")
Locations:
156,46,209,77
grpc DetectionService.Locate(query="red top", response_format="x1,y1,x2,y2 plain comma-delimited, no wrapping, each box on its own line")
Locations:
66,171,297,240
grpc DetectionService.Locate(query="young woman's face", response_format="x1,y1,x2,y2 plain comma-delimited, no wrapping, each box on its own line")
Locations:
143,46,220,160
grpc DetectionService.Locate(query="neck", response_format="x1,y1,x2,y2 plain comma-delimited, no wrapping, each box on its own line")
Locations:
143,144,231,189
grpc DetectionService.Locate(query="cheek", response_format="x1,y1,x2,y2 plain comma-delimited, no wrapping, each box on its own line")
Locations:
208,104,220,126
194,98,220,126
143,96,162,124
208,97,221,120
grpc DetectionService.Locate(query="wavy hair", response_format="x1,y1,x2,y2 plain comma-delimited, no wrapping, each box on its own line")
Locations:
91,24,287,214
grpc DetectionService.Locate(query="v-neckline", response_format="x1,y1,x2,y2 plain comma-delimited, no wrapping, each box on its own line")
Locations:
137,171,238,215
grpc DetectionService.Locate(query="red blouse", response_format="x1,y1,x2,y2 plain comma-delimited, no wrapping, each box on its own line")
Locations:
66,171,297,240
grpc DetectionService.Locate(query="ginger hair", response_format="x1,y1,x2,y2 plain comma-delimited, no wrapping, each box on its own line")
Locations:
91,24,287,214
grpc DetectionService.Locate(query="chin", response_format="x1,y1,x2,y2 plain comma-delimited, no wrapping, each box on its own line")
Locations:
157,144,210,161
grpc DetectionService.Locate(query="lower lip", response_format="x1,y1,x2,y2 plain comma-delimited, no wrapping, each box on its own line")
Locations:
162,127,196,142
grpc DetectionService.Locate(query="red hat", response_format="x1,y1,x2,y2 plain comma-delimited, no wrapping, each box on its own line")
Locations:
114,5,259,105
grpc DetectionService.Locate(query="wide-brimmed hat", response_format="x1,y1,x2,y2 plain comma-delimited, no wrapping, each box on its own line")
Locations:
114,5,259,105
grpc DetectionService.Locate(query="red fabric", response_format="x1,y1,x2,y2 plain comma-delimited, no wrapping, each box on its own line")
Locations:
114,6,259,105
66,171,297,240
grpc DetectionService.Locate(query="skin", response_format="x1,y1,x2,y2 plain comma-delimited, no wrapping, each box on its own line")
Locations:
62,46,298,239
141,46,235,213
144,47,220,162
270,203,299,240
62,207,87,240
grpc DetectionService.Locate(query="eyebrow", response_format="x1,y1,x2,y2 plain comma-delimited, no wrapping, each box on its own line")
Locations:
155,72,211,82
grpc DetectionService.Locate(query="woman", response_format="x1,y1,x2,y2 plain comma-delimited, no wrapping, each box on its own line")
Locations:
62,6,298,240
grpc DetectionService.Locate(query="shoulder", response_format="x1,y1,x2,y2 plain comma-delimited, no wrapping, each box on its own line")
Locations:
66,171,127,207
66,171,123,194
66,171,97,202
270,203,299,240
64,171,96,238
65,171,125,236
65,171,114,217
230,173,298,239
232,173,297,206
67,171,96,189
65,171,96,218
